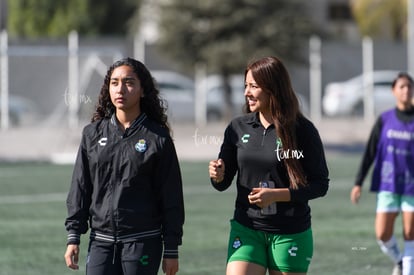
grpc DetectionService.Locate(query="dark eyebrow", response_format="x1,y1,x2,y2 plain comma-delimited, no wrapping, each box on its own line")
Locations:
110,77,137,81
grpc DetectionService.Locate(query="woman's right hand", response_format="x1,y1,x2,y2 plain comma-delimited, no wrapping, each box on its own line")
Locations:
209,159,225,183
350,185,362,204
64,244,80,270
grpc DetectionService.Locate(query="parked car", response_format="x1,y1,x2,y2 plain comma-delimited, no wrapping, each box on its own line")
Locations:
0,95,38,126
204,74,246,120
153,71,246,122
153,70,309,123
322,70,400,116
151,70,195,122
204,74,309,120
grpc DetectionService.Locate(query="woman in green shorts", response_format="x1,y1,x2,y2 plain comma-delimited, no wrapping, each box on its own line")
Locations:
351,72,414,275
209,56,329,275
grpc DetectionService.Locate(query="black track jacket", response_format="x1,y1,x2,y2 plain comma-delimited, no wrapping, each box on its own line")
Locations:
65,113,184,258
212,113,329,234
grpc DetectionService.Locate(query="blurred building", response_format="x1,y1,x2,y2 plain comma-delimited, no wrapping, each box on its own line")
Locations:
304,0,359,41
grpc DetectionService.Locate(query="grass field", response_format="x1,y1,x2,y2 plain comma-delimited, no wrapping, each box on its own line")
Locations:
0,153,405,275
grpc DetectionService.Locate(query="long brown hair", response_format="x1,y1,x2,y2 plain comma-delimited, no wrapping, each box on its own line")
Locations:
245,56,306,189
91,57,170,133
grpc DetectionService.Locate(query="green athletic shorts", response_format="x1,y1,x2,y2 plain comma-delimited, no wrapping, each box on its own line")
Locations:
227,220,313,273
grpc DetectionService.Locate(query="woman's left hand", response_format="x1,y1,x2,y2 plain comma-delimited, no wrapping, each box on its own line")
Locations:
162,258,179,275
248,187,275,208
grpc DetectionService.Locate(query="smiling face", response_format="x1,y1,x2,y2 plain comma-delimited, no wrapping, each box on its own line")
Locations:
109,65,144,115
244,70,270,114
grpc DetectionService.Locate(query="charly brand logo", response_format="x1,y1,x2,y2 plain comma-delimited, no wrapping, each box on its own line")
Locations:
98,137,107,146
139,255,149,265
288,246,298,256
275,138,304,161
241,134,250,143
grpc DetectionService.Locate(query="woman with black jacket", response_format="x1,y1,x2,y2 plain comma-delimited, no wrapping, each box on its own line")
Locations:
64,57,184,275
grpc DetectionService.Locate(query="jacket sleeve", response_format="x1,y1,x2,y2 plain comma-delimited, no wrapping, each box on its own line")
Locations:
354,116,382,186
156,136,184,259
211,122,238,191
64,130,93,245
289,119,329,202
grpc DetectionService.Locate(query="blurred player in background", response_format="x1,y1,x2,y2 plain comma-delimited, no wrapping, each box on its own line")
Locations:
351,72,414,275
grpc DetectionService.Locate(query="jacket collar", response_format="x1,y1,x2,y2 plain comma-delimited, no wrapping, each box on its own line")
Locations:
244,112,260,125
243,112,274,129
110,113,147,132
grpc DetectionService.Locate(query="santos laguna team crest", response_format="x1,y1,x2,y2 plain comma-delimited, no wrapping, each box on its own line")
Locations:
135,139,147,152
232,237,242,249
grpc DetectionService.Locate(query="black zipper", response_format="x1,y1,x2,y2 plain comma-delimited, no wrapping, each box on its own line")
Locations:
110,135,120,244
261,128,267,146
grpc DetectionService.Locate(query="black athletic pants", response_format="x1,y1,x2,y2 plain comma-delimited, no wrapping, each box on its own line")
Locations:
86,237,162,275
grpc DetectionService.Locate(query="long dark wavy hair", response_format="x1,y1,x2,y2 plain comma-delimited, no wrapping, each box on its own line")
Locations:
245,56,306,189
91,57,170,133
